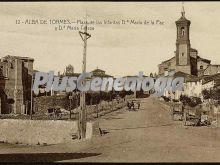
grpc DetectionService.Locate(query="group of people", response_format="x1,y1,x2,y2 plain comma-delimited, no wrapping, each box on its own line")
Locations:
127,100,140,111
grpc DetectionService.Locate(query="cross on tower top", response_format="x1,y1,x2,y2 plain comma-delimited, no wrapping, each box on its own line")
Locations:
181,2,185,17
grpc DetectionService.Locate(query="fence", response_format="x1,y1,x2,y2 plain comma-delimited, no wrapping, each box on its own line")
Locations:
0,94,135,121
76,94,135,121
169,100,220,127
85,96,132,120
206,104,220,127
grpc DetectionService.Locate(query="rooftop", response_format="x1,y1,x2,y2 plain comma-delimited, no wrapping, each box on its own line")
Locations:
190,48,198,52
160,56,175,64
2,55,34,62
173,71,201,82
197,56,211,64
91,68,106,73
176,16,191,24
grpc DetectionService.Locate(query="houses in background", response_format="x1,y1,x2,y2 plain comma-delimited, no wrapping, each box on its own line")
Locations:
163,71,220,101
158,7,220,77
35,65,114,97
158,7,220,101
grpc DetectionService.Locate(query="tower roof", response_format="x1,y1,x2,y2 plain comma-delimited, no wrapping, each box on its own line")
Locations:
176,16,190,24
175,2,191,24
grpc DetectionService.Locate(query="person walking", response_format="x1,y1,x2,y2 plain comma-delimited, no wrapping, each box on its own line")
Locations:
137,102,140,109
127,101,131,111
131,101,135,110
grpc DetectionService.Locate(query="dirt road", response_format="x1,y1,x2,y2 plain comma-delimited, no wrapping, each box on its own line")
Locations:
0,97,220,162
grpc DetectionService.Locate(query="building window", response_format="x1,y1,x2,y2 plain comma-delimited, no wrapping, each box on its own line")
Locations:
200,65,203,70
181,27,185,36
182,53,184,56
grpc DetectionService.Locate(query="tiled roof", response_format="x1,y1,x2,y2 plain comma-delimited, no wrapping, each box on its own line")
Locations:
176,16,191,23
190,48,198,52
62,73,81,77
3,55,34,61
92,73,113,78
161,56,175,64
202,73,220,81
197,56,211,63
173,71,200,82
123,75,148,78
176,16,190,23
92,68,105,73
199,73,220,86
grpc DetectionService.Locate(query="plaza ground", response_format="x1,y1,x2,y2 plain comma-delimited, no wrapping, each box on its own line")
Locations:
0,96,220,162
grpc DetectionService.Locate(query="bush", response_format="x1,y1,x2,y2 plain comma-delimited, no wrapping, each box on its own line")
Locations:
202,88,220,101
180,95,202,107
161,96,171,102
172,99,179,102
136,89,150,98
85,90,133,105
202,89,211,100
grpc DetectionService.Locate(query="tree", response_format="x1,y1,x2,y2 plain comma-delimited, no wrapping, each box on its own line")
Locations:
202,88,220,101
180,95,202,107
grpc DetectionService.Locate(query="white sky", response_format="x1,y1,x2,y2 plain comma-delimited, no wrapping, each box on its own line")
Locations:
0,2,220,77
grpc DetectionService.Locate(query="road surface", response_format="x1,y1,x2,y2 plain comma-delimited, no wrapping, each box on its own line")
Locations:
0,96,220,162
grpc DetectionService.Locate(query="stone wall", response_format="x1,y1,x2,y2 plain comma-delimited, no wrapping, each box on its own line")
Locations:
34,94,134,114
85,94,135,118
34,95,78,113
158,57,176,75
0,119,78,145
204,65,220,76
175,65,191,75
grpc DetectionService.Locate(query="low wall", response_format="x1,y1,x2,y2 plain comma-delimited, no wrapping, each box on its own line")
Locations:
34,95,78,113
0,119,79,145
85,95,134,118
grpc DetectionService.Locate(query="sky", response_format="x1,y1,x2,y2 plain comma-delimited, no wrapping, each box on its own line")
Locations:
0,2,220,77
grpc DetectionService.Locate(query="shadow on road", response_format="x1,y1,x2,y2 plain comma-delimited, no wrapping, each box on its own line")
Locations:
0,152,101,162
108,123,174,131
104,117,123,120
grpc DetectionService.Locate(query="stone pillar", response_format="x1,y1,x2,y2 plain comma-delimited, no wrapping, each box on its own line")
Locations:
13,59,24,114
23,59,34,114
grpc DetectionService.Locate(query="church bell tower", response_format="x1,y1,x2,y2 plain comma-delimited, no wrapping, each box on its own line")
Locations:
175,4,191,74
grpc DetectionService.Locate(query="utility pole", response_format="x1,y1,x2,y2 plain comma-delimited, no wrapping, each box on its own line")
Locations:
79,11,91,139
